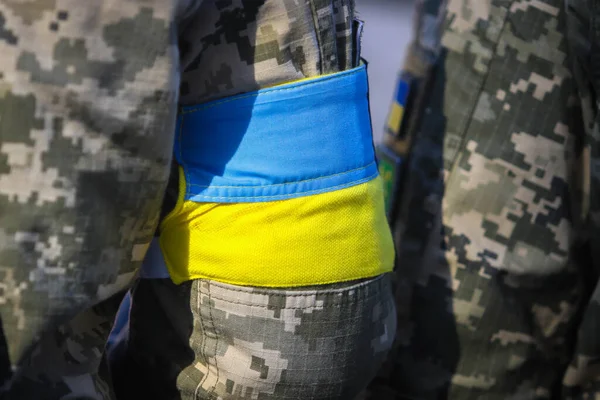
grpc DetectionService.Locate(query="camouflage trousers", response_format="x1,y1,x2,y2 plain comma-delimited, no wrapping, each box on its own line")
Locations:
363,0,600,399
0,0,396,399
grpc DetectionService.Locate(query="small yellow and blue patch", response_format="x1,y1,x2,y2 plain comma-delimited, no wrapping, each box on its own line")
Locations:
386,77,410,136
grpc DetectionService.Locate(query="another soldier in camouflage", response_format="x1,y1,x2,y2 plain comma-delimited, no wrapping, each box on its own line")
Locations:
0,1,396,399
363,0,600,399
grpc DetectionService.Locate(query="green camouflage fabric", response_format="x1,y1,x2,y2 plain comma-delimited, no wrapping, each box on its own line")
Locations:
179,0,357,105
0,0,394,399
362,0,600,399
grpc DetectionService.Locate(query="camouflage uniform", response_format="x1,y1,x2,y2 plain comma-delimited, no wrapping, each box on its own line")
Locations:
363,0,600,398
0,1,395,399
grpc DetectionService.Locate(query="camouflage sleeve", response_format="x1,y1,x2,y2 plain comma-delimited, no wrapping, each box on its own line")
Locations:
366,0,600,398
177,0,357,105
0,0,187,381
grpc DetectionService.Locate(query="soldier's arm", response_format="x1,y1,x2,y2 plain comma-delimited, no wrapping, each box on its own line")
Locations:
0,0,188,387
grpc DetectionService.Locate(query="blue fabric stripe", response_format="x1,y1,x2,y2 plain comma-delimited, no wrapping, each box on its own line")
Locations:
139,238,170,279
175,65,377,203
395,79,410,106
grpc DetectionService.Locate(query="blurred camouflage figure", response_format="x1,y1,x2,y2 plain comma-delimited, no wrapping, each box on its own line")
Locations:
362,0,600,398
0,0,396,399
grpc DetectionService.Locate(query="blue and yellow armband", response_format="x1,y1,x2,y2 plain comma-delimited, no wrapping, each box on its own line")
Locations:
158,65,394,287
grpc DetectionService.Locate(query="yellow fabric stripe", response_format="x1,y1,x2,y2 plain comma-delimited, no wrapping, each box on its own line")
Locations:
159,168,394,287
387,102,404,135
263,63,364,88
262,73,332,89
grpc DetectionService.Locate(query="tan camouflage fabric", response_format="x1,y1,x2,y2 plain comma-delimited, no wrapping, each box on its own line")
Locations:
0,0,397,399
362,0,600,399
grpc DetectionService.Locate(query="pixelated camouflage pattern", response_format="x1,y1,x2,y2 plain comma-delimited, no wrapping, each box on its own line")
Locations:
113,275,395,400
0,0,359,398
363,0,600,398
178,0,357,105
0,2,183,398
6,292,125,399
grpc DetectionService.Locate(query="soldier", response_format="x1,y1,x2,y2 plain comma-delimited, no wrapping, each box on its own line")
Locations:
364,0,600,398
0,1,396,399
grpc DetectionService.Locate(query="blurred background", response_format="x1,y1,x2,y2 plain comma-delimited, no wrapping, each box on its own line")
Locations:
355,0,415,143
